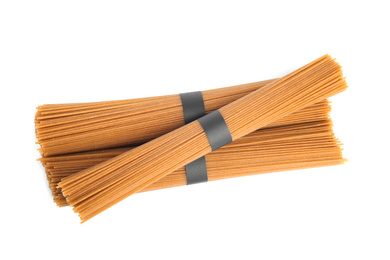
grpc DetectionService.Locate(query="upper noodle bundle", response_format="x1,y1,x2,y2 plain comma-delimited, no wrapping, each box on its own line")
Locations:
35,78,327,156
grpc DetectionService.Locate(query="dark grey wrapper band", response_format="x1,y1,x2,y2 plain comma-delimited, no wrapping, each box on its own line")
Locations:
180,91,205,124
198,110,232,151
180,91,208,185
180,93,232,185
185,157,208,184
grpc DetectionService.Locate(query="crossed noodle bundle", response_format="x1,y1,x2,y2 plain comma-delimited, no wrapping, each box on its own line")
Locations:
41,118,345,207
58,55,348,222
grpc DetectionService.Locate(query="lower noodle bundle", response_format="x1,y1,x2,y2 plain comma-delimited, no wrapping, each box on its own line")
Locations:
39,89,332,205
58,54,348,222
41,118,345,207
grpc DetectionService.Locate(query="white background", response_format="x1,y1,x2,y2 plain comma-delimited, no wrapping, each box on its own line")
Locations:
0,1,389,259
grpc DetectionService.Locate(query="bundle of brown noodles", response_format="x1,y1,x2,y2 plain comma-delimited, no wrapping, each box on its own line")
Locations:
41,118,344,207
56,55,348,222
35,78,330,156
38,98,332,205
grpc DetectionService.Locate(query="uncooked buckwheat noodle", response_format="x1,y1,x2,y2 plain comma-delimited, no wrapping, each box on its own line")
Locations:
59,55,348,222
35,77,326,156
41,118,345,207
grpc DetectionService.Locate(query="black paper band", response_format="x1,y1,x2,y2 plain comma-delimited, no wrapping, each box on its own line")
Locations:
180,91,208,185
185,157,208,185
180,91,206,124
198,110,232,151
